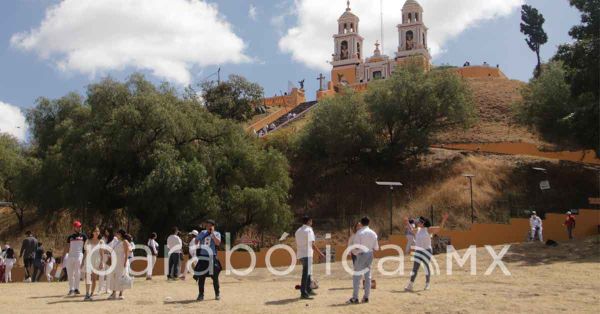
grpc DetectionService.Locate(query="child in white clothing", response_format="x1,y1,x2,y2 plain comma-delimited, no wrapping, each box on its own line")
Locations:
45,251,56,282
3,246,16,283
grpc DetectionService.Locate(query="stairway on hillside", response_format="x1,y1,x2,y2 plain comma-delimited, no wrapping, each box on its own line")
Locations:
258,101,318,137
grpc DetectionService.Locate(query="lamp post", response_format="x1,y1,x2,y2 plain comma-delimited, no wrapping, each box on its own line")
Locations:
463,174,475,223
532,167,549,215
376,181,403,236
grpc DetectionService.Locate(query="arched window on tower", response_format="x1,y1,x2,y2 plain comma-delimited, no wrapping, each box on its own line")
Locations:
415,13,419,22
344,23,348,34
408,13,412,23
357,42,361,59
350,23,354,33
340,41,349,60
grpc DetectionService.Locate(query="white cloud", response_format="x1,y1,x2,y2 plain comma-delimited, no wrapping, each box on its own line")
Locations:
11,0,250,85
279,0,523,70
0,101,27,142
249,4,258,21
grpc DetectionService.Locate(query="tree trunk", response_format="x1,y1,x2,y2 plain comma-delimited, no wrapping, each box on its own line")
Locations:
535,48,542,78
12,206,24,231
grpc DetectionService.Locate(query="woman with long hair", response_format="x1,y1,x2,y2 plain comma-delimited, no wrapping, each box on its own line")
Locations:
404,213,448,292
98,227,114,294
107,229,130,300
83,227,104,301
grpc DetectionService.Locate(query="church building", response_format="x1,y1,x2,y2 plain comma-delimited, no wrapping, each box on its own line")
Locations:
318,0,431,99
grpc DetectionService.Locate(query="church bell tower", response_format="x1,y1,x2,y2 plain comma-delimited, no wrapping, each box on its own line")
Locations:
331,1,364,85
396,0,431,64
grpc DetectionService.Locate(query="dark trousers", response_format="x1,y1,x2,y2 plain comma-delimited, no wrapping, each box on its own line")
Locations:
410,249,433,283
23,258,34,279
351,254,356,266
168,253,181,278
567,226,574,240
195,257,220,296
300,257,312,296
32,263,44,282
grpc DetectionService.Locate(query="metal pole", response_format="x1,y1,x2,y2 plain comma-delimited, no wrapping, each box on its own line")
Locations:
469,177,474,223
389,186,393,236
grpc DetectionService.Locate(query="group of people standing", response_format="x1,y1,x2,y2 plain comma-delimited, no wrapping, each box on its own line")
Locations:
0,231,54,283
296,213,449,305
529,211,577,242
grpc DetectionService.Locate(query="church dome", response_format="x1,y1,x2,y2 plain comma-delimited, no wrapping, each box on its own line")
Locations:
403,0,423,10
338,1,359,21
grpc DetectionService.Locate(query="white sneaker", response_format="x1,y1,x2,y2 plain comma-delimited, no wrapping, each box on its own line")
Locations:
24,278,32,283
424,283,431,291
404,282,414,292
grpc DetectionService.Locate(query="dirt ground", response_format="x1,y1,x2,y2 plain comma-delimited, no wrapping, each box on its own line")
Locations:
1,237,599,314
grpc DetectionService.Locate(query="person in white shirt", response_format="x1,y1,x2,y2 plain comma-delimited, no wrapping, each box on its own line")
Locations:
348,217,379,304
146,233,159,280
347,216,379,304
530,211,543,242
295,216,325,300
166,227,183,280
405,218,416,254
181,230,199,280
404,213,448,292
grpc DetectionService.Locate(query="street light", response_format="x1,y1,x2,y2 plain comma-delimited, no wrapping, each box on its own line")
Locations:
463,174,475,223
376,181,403,236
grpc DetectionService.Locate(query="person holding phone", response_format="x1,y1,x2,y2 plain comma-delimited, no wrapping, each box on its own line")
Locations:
193,219,222,301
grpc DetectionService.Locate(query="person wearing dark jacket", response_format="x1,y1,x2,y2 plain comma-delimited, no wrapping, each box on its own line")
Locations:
19,231,38,282
32,242,45,282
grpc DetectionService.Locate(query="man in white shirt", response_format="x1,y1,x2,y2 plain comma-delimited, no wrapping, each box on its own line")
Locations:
295,216,325,300
530,211,543,242
348,216,379,304
166,227,183,280
181,230,199,280
146,232,159,280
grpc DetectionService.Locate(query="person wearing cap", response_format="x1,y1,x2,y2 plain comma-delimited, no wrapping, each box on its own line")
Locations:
64,220,88,296
404,213,448,292
564,211,576,240
193,220,222,301
181,230,199,280
529,211,543,242
295,215,325,300
166,227,183,280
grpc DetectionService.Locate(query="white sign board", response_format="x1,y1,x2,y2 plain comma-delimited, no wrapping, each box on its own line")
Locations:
539,180,551,190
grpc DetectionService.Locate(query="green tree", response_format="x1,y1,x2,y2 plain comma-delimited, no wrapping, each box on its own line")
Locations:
365,62,475,161
553,0,599,149
0,134,39,230
201,74,264,122
27,74,291,236
298,89,376,171
520,4,548,78
515,61,574,140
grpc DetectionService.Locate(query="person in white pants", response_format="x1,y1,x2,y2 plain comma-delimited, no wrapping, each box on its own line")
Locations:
65,220,88,296
146,232,159,280
529,212,543,242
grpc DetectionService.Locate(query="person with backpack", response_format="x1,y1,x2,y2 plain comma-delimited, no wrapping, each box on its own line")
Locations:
564,211,576,240
193,220,222,301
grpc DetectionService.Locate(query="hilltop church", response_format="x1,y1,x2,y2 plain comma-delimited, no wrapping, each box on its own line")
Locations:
318,0,431,99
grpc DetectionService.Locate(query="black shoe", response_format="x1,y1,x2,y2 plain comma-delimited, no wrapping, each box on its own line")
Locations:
196,295,204,301
67,290,74,296
308,291,317,296
347,298,359,304
215,295,221,300
74,290,81,295
362,298,369,303
300,294,314,300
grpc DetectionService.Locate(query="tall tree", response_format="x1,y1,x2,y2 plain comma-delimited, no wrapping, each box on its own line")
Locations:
553,0,599,149
520,5,548,78
27,74,292,236
201,74,264,122
365,61,475,161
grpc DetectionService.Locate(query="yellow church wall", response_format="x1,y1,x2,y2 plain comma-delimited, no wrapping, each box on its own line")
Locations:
454,66,506,79
331,65,359,85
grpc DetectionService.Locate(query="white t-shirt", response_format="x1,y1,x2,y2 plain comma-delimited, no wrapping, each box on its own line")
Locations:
530,216,542,228
352,226,379,253
414,228,432,251
188,238,197,257
147,239,159,256
167,234,182,253
295,225,315,259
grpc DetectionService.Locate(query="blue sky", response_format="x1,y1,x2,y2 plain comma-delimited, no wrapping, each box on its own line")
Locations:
0,0,581,140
